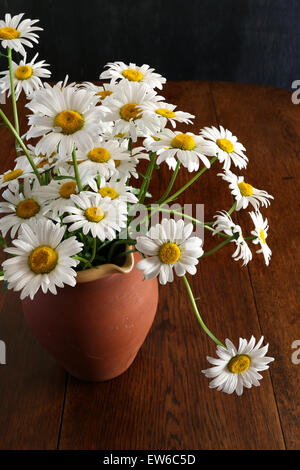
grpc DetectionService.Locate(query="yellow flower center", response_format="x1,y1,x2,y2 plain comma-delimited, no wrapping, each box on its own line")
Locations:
66,160,84,165
260,229,266,244
29,246,58,274
3,169,23,182
16,199,40,219
59,181,77,199
98,187,119,199
171,133,195,151
120,102,142,121
227,354,251,374
88,147,111,163
238,181,253,197
122,68,143,82
156,108,176,118
85,206,105,223
37,158,52,169
54,110,84,135
159,242,181,264
114,160,121,168
0,27,20,40
97,90,113,100
114,132,126,138
216,138,234,153
15,65,33,80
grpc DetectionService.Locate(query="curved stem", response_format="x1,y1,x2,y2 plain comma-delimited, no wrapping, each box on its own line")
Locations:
156,161,180,205
227,200,237,216
72,147,82,191
161,156,218,206
157,207,231,239
138,151,156,204
89,237,97,265
73,255,92,267
201,236,234,258
0,109,42,184
7,48,19,136
183,275,225,348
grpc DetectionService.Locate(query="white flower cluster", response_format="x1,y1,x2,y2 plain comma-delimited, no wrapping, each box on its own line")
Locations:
0,13,275,395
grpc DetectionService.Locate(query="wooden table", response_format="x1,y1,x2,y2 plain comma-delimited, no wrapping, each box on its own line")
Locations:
0,81,299,450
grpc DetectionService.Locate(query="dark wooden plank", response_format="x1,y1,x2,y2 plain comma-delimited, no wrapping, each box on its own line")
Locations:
210,81,300,449
0,96,67,449
59,81,285,450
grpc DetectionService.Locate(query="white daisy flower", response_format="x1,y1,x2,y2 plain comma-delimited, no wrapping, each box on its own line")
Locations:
88,176,138,204
136,218,204,285
148,128,211,172
100,62,166,90
143,134,163,150
79,81,116,104
200,125,248,170
33,178,79,216
113,155,140,180
143,101,194,129
0,13,42,56
0,178,46,237
202,336,274,396
0,162,34,190
99,81,161,141
2,219,83,300
249,211,272,266
213,211,252,265
43,74,77,91
26,85,102,157
219,170,274,211
63,192,127,241
14,144,58,174
0,53,51,100
76,138,131,179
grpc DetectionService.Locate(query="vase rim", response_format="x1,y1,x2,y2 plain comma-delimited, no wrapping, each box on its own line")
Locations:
76,250,135,284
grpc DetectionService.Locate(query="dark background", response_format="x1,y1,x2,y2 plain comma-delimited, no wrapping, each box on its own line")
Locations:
1,0,299,89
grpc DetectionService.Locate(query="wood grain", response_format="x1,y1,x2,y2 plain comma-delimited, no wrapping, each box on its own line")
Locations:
58,82,285,450
0,96,67,450
0,81,299,449
210,81,300,449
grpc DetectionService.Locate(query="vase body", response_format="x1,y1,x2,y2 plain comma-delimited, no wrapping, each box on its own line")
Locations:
21,253,158,381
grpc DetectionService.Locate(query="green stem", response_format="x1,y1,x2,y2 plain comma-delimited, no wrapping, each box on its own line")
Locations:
128,137,133,155
138,151,156,204
115,248,137,260
183,275,225,348
201,236,234,258
72,147,82,191
0,109,42,184
161,156,217,206
156,161,180,205
89,238,97,264
73,255,92,267
227,200,237,216
7,48,19,136
156,208,231,239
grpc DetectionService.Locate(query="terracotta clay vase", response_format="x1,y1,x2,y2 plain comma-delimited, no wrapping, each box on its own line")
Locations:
21,252,158,381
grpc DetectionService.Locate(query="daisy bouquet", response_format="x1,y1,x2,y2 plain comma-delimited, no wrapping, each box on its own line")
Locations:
0,13,275,395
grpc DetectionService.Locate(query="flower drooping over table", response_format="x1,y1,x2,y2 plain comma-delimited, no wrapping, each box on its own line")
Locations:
0,13,274,395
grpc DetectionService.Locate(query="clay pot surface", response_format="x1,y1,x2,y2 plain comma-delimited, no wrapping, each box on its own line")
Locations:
22,252,158,381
